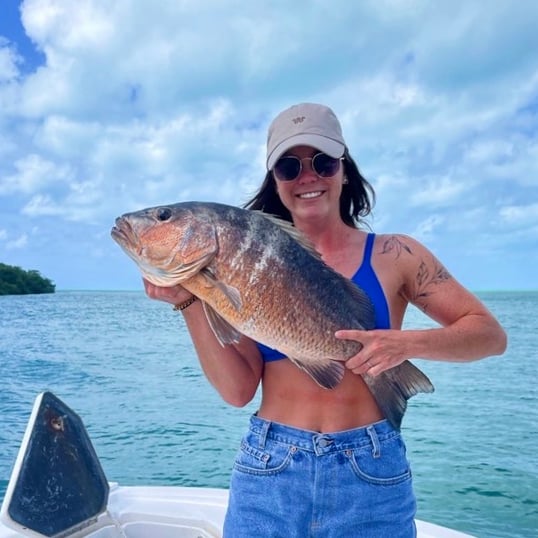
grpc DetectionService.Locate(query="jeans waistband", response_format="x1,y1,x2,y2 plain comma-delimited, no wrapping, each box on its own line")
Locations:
248,414,398,455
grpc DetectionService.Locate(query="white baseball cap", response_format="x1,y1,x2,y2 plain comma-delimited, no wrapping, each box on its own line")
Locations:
266,103,347,170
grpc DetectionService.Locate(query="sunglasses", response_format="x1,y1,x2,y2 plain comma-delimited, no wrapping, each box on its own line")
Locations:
273,152,343,182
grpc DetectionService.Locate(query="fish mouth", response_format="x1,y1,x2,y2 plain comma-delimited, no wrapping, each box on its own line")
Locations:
110,217,178,285
110,217,138,250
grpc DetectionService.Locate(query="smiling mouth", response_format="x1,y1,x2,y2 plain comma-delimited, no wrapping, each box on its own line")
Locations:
297,191,323,199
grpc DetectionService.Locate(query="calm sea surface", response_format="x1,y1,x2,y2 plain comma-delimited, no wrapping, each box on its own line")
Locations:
0,291,536,537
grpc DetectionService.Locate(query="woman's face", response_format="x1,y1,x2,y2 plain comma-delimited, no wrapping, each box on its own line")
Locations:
273,145,344,224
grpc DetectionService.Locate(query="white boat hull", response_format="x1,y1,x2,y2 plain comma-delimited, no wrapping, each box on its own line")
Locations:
1,484,475,538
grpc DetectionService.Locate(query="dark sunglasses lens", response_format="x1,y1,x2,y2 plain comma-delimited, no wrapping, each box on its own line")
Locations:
274,157,301,181
313,153,340,177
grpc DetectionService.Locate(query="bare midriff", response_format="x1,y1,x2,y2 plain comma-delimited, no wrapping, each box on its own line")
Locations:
258,359,385,433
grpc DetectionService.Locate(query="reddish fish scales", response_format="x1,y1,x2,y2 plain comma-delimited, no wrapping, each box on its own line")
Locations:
111,201,433,429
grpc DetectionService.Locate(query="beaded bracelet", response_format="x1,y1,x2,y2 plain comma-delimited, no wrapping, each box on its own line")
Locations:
172,296,197,311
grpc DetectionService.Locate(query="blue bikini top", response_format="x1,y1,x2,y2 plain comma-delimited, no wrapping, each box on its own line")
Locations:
258,233,390,362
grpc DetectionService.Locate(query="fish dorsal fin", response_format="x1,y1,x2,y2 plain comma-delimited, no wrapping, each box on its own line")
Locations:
201,268,243,311
255,212,322,260
202,302,242,345
341,278,376,330
287,357,345,389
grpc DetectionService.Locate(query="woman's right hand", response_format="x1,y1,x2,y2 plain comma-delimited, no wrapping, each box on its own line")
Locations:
143,278,194,306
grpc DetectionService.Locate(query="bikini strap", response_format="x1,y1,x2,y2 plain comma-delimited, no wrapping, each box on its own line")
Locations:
363,233,376,263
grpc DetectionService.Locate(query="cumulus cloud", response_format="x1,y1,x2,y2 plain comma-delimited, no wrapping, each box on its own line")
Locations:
0,0,537,289
0,39,21,81
500,203,538,226
6,233,28,250
0,154,73,195
410,175,469,208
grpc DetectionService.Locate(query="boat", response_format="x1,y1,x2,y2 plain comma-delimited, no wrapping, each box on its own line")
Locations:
0,392,475,538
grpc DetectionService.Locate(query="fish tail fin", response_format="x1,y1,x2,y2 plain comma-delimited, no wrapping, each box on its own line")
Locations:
364,360,434,430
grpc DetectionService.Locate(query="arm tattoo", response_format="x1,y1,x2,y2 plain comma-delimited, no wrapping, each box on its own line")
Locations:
381,235,451,311
415,259,451,309
381,236,413,258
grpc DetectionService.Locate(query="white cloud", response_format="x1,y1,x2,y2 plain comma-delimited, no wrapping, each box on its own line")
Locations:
0,0,537,289
463,140,515,165
413,214,446,242
499,203,538,226
6,233,28,250
0,154,73,195
411,175,469,208
0,41,21,82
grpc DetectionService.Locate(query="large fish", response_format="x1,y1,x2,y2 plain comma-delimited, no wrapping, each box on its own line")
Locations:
111,201,433,429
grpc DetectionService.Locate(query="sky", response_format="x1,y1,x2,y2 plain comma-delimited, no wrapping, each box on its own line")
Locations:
0,0,537,292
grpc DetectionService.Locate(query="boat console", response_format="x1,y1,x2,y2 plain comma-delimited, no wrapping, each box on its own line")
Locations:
0,392,224,538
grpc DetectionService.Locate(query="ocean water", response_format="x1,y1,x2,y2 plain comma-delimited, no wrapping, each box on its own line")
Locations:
0,290,536,538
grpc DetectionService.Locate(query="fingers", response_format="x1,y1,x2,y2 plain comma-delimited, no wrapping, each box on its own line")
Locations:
347,356,378,377
334,329,362,341
335,330,381,376
142,278,192,305
337,328,405,378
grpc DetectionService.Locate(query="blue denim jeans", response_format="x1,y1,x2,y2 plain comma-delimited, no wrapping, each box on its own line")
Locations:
223,415,416,537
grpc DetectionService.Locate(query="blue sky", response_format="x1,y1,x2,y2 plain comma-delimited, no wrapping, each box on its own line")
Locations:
1,0,537,291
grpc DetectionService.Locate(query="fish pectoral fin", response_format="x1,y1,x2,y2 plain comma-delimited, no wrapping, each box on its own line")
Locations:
288,358,345,389
170,257,212,282
201,268,243,311
202,302,242,346
362,360,435,430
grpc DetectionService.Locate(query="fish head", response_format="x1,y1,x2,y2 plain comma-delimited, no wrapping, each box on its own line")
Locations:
111,203,218,287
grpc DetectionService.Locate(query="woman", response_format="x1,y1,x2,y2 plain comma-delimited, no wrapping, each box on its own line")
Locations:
144,103,507,537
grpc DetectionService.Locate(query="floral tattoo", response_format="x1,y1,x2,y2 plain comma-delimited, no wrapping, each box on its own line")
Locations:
380,236,412,258
381,235,451,311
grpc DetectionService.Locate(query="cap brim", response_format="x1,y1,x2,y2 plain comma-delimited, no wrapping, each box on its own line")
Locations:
267,134,345,170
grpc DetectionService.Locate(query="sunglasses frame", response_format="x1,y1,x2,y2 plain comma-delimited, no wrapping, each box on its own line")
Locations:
273,152,343,182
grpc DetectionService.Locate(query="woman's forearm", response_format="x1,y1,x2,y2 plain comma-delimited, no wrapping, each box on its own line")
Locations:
405,312,507,362
181,300,263,406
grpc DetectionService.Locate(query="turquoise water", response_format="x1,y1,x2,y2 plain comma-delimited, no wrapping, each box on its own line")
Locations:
0,290,536,537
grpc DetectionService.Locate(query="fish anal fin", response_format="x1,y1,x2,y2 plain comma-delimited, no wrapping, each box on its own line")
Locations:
202,302,242,346
288,358,345,389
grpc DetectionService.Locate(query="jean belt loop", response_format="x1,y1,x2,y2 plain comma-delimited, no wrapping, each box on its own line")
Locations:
258,419,271,449
366,425,381,458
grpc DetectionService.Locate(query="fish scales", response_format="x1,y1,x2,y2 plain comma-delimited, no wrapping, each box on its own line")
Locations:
111,201,434,429
204,208,362,359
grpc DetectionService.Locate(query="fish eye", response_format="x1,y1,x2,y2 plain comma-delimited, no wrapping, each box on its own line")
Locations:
156,207,172,221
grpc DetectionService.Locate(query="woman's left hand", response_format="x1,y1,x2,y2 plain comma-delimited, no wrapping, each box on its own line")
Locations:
335,329,409,377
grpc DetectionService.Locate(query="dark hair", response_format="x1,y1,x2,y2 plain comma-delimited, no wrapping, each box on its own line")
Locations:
243,148,375,227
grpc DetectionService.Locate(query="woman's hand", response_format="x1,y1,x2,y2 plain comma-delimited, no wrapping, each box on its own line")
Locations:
143,278,194,306
335,329,409,377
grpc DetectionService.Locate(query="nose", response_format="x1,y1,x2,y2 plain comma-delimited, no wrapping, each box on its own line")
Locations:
297,158,318,183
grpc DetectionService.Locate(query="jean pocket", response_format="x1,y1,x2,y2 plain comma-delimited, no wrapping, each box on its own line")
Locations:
233,437,295,476
346,436,412,486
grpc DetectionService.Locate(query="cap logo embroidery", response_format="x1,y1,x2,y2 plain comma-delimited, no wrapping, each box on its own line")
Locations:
292,116,306,124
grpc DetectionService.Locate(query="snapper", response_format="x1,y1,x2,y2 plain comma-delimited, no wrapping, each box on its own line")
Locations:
111,201,433,429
